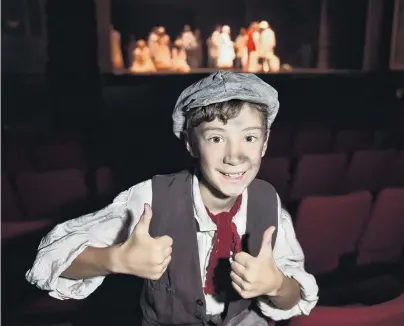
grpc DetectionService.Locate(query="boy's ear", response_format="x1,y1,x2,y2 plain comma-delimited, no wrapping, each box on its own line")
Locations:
261,129,270,157
184,131,198,158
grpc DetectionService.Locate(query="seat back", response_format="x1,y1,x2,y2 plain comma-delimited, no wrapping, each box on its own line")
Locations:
16,169,88,219
334,130,374,153
289,294,404,326
292,129,332,157
1,175,23,221
357,188,404,265
343,150,397,193
257,157,291,201
290,153,348,201
296,191,372,274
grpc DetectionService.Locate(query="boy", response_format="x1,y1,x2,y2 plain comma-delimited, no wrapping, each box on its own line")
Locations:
26,71,318,325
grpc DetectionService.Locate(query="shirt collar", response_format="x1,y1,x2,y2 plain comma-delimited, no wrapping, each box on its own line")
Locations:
192,173,248,232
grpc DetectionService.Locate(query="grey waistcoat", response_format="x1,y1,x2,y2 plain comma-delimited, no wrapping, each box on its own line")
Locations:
140,170,278,326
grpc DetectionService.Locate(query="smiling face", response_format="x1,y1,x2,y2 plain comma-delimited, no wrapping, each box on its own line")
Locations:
185,101,269,208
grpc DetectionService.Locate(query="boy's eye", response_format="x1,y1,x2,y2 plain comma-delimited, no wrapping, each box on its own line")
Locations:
245,135,257,142
209,136,223,143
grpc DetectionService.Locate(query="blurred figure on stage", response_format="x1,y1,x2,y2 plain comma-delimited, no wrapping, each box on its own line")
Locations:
110,25,124,71
149,26,166,60
207,25,221,68
126,34,137,68
268,53,280,72
181,25,198,69
194,29,204,68
234,27,247,70
154,34,172,71
129,40,156,73
148,27,158,52
172,39,191,73
217,25,235,69
245,21,260,72
258,20,279,72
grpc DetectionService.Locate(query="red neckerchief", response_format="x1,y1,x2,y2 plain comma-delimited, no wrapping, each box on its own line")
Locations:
203,196,242,295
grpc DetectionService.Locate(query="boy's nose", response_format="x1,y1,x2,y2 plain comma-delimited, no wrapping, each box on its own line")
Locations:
223,143,245,165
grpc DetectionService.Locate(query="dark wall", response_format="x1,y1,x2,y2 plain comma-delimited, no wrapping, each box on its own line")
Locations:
45,0,101,128
327,0,368,69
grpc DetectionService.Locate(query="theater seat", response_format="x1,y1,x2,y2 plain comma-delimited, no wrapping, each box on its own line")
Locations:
388,150,404,187
258,157,291,201
18,292,83,325
357,188,404,265
334,130,374,153
96,166,118,197
2,174,23,221
1,220,54,243
290,153,348,201
16,169,88,220
295,191,372,274
289,294,404,326
342,149,397,193
34,142,87,171
292,129,332,157
266,127,292,157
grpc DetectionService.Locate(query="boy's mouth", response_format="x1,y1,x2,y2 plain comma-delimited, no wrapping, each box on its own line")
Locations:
220,171,246,180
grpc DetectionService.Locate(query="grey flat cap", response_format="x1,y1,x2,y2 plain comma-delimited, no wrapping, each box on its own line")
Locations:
172,71,280,138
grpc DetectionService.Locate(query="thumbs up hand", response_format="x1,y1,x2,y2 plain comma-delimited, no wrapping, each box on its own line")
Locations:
230,226,284,299
114,204,173,280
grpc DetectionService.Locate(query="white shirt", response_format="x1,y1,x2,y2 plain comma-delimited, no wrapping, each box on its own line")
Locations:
258,29,276,58
181,31,197,50
26,174,318,321
209,31,221,58
235,34,247,58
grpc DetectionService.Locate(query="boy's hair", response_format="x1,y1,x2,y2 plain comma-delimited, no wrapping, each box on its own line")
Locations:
183,99,269,136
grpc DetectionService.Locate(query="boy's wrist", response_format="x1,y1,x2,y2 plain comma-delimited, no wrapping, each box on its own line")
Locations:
105,245,123,274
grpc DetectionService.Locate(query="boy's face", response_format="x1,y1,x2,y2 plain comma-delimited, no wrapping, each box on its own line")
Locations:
187,105,268,198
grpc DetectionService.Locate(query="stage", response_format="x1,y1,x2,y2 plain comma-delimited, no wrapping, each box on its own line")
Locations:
108,67,363,78
102,68,404,89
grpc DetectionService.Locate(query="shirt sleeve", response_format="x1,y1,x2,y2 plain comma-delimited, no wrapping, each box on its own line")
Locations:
25,179,152,300
270,29,276,48
257,194,319,320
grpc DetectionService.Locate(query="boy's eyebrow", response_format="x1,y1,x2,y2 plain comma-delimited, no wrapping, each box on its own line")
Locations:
201,127,226,133
243,126,264,132
201,126,264,133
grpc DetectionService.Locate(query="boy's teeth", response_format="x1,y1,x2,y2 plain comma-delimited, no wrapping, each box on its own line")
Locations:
225,173,243,177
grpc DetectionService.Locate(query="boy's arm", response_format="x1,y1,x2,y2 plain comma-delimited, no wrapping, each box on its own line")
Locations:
257,199,319,320
26,180,152,300
62,202,172,282
60,245,119,280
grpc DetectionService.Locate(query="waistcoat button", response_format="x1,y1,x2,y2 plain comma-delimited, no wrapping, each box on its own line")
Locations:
195,314,203,320
196,299,204,306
